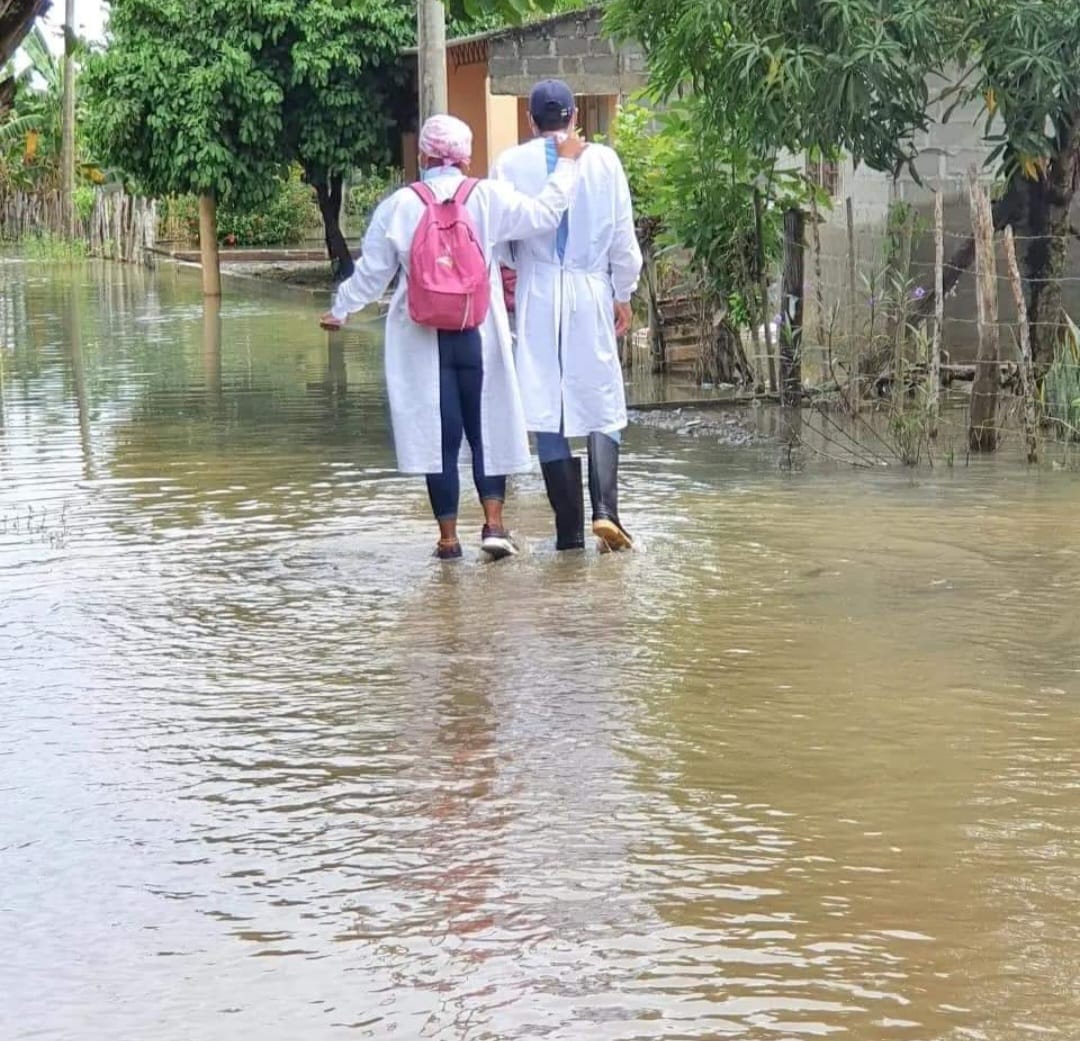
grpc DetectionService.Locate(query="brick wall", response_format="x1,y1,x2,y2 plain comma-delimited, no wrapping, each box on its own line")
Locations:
487,8,646,98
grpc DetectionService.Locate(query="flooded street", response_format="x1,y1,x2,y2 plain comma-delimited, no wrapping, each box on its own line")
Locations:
3,259,1080,1041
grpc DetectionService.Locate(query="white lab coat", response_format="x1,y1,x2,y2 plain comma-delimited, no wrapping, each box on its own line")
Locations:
492,139,643,437
331,161,577,475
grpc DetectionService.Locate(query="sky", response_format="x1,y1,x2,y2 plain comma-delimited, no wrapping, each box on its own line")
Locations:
40,0,108,49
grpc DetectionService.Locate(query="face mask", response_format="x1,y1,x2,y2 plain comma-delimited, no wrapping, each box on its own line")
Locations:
421,164,457,182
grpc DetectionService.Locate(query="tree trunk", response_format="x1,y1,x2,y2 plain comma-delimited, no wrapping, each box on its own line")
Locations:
780,207,804,406
315,175,354,281
641,245,665,374
701,311,754,386
198,192,221,298
909,174,1029,329
1024,117,1080,368
61,0,75,239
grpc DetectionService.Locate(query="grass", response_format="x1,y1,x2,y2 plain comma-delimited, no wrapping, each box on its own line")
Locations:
20,232,89,262
1043,316,1080,441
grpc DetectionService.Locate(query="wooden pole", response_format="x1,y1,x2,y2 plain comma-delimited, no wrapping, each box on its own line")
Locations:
892,205,915,408
930,190,944,438
780,207,805,406
417,0,448,126
1004,227,1039,463
846,196,859,411
753,187,776,393
810,191,826,350
198,193,222,297
61,0,76,239
968,171,999,452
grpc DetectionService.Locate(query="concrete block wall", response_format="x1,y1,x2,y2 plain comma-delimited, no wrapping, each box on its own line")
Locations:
488,9,646,98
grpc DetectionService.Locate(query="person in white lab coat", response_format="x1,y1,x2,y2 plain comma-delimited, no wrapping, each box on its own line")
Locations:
492,80,643,553
320,115,585,561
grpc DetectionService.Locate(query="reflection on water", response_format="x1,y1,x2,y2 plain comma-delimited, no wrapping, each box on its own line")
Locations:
2,259,1079,1041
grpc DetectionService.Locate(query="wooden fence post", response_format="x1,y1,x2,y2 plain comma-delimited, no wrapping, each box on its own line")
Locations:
968,171,999,452
1004,226,1039,463
754,186,776,393
846,196,859,411
930,190,944,438
780,207,805,406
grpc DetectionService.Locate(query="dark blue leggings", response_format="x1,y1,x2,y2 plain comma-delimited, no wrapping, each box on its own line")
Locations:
426,329,506,521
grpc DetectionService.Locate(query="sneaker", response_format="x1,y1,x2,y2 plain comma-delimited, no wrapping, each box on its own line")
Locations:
481,524,518,560
434,539,463,561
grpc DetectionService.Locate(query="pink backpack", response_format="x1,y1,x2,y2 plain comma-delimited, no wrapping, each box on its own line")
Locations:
407,178,491,331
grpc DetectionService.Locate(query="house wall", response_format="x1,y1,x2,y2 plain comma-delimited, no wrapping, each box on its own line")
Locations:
488,8,646,98
487,92,520,169
448,60,491,175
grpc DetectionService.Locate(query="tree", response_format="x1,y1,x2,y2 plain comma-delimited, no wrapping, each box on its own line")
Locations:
83,0,287,295
609,0,1080,373
918,1,1080,366
0,0,49,68
0,23,95,196
274,0,584,278
608,0,949,181
605,0,944,393
269,0,413,279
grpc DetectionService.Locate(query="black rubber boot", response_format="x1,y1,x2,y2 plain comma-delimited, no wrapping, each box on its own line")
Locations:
587,432,633,552
541,456,585,550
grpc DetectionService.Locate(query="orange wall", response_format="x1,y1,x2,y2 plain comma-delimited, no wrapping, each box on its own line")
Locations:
448,62,490,175
403,66,618,176
487,92,520,169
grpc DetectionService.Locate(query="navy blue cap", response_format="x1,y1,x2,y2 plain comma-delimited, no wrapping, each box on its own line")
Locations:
529,79,575,124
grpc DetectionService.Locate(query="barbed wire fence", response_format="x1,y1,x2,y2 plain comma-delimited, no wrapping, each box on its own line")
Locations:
732,173,1080,469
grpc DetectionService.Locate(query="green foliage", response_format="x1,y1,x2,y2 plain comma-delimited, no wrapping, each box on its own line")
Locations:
82,1,287,206
21,232,89,260
606,0,951,178
1,25,96,195
603,102,659,223
73,184,96,222
346,169,401,228
275,0,414,186
954,2,1080,179
448,0,591,34
159,167,319,247
1043,316,1080,438
606,98,816,326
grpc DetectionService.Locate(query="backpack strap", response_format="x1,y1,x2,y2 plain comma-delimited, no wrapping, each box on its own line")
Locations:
453,177,481,205
410,181,437,205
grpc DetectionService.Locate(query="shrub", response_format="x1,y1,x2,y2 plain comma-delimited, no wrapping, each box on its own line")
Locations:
1043,316,1080,439
346,169,401,234
158,166,320,247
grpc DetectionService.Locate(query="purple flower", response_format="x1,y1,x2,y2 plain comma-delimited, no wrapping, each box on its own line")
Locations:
911,286,927,301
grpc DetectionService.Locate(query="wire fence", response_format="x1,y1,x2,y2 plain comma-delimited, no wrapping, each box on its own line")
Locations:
0,188,157,264
642,176,1080,463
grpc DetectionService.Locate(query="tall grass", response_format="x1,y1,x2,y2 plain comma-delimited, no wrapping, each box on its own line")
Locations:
21,232,89,261
1043,315,1080,440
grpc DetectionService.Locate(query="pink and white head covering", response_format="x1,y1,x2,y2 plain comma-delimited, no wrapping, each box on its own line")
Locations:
418,114,473,167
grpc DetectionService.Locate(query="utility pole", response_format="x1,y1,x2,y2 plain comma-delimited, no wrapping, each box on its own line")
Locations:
417,0,448,126
61,0,76,238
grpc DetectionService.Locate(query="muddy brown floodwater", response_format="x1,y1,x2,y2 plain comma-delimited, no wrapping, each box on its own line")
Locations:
2,258,1079,1041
